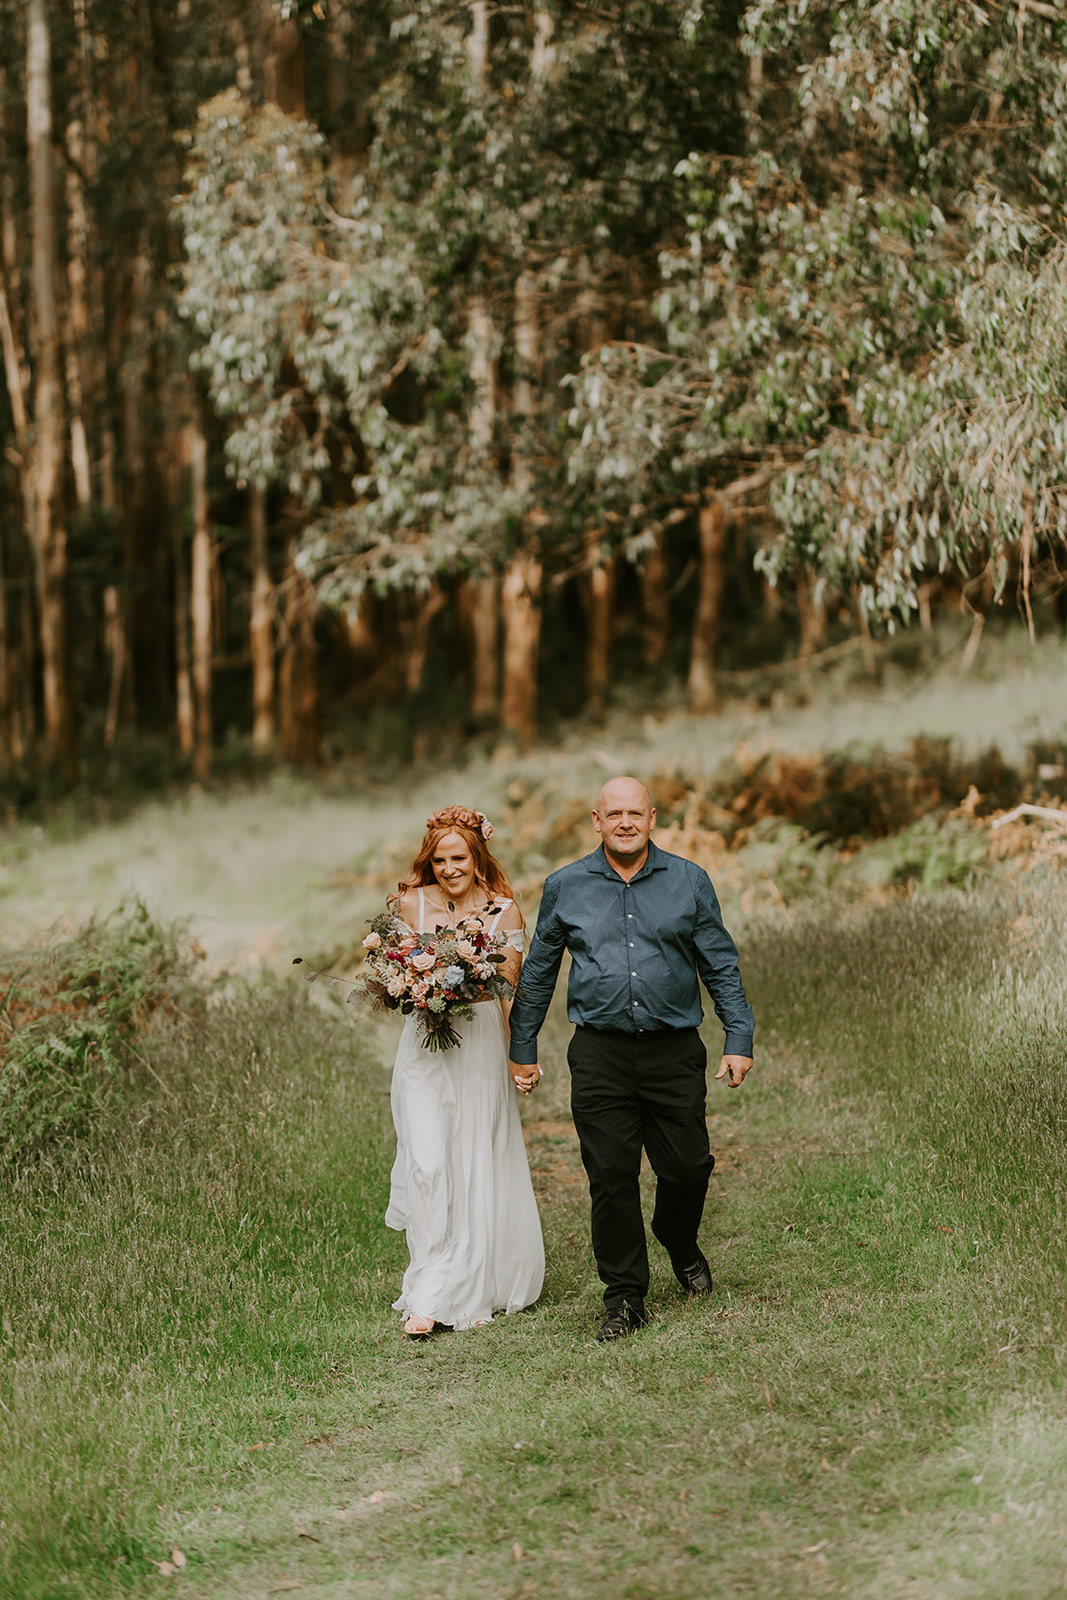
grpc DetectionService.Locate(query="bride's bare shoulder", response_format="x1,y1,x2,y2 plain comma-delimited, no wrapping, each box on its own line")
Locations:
491,897,523,931
393,887,421,925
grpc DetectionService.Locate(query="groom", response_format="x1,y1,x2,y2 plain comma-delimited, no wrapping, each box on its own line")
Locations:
508,776,754,1342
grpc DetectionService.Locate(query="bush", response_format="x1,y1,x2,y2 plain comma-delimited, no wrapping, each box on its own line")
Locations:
0,901,205,1161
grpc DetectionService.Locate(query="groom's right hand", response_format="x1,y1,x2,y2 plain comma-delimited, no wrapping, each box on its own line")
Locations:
509,1060,541,1095
715,1054,753,1088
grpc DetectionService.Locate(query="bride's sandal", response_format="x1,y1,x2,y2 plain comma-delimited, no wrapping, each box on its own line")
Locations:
403,1314,436,1338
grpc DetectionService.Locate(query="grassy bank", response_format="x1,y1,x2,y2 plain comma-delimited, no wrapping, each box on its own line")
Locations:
2,866,1066,1599
2,622,1065,972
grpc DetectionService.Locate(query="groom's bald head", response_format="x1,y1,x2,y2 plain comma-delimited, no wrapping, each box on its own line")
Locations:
592,777,655,867
594,776,653,816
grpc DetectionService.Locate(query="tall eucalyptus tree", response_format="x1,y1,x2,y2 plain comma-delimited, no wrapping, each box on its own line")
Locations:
566,0,1067,672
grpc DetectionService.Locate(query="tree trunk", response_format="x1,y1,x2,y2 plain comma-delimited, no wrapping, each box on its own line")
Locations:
249,484,275,753
763,572,783,626
16,571,36,756
262,4,305,114
640,531,671,668
343,590,375,658
468,294,497,452
688,497,727,713
279,540,320,766
465,1,489,84
513,271,539,430
584,529,615,719
500,551,542,748
189,422,213,781
854,586,877,680
27,0,74,779
530,8,555,78
460,575,499,723
404,584,447,695
795,562,827,664
0,521,12,769
102,585,124,750
325,0,367,213
501,271,543,740
0,283,28,762
170,437,193,758
117,248,155,729
64,114,91,509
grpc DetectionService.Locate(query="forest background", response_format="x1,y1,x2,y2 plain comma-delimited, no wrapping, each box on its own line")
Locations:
4,7,1067,1595
2,0,1067,798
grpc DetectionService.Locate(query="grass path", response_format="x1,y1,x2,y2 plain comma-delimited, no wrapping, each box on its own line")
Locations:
113,929,1065,1600
2,884,1065,1599
3,631,1066,1598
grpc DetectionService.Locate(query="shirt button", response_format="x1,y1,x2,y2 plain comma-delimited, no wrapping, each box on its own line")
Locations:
631,971,637,977
632,1001,638,1007
629,942,634,948
627,914,633,919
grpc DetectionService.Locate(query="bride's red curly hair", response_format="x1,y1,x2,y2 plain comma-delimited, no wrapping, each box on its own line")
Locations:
389,804,521,916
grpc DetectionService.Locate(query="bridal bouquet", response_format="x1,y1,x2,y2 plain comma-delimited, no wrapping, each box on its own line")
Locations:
295,909,515,1052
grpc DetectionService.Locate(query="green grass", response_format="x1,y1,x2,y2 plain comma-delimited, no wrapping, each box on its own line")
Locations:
3,868,1066,1599
0,983,398,1598
1,626,1065,1597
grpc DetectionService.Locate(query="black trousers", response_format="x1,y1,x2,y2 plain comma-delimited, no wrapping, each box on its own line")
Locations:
567,1024,713,1306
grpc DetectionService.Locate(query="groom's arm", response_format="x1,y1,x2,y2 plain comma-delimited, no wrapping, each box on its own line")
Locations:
507,876,568,1067
690,866,755,1062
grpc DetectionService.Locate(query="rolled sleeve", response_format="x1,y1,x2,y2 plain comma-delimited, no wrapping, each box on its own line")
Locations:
507,878,567,1065
691,867,755,1057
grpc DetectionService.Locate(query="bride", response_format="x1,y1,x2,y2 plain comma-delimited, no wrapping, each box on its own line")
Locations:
383,804,544,1337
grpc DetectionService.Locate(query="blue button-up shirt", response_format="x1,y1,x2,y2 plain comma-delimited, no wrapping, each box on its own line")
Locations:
508,840,755,1065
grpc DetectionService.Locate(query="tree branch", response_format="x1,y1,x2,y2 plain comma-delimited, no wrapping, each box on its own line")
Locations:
992,803,1067,829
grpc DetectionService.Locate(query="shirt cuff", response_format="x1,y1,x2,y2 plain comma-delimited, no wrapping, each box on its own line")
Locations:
508,1037,539,1066
722,1031,754,1058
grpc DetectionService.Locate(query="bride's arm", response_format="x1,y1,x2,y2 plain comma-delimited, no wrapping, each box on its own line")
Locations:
495,900,524,1026
499,956,522,1024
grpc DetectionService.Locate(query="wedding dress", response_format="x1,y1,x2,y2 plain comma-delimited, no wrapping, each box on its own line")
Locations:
385,890,545,1329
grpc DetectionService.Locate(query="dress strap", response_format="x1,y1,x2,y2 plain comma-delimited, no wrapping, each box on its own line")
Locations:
487,897,512,935
416,886,425,933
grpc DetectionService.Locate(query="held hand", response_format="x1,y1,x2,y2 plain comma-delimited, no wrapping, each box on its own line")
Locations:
509,1060,542,1096
715,1054,753,1089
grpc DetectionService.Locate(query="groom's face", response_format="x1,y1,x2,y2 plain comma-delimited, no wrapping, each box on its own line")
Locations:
592,780,655,861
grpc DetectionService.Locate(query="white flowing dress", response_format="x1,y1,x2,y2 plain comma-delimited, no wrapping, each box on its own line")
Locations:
385,891,545,1329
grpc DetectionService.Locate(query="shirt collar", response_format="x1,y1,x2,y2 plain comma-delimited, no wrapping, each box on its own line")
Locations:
584,839,667,881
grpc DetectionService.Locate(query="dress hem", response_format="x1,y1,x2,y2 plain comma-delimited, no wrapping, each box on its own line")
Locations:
391,1294,539,1330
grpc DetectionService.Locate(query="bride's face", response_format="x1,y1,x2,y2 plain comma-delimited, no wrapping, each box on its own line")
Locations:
431,832,477,901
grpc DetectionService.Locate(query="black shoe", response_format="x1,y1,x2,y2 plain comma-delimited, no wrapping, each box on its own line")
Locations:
597,1298,648,1342
671,1250,713,1296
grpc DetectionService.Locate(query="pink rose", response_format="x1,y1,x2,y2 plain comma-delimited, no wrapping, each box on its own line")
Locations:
412,981,429,1002
410,950,436,971
476,810,494,839
386,973,407,997
454,939,477,961
362,932,382,949
398,936,419,953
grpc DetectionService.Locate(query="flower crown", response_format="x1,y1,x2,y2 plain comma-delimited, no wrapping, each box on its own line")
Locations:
426,804,494,841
